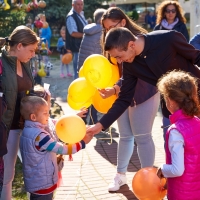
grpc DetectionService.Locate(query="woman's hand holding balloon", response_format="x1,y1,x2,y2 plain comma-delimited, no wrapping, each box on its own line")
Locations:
77,107,88,118
98,87,115,99
98,85,120,99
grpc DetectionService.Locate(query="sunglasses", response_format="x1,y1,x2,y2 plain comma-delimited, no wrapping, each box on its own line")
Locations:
165,9,176,14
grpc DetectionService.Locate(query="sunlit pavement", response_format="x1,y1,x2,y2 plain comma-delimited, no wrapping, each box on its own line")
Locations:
44,58,167,200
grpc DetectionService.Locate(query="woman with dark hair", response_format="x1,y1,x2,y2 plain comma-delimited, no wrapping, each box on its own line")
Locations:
154,0,189,42
98,7,160,192
154,0,189,140
0,25,39,200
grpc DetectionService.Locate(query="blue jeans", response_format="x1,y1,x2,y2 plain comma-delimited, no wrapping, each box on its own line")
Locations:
117,92,160,172
72,52,78,80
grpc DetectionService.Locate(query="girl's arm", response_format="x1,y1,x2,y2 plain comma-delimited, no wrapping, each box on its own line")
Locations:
160,129,184,178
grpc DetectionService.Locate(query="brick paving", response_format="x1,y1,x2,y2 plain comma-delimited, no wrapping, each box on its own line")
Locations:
44,58,167,200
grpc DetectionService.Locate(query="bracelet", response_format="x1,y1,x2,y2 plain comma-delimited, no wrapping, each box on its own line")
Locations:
113,86,116,95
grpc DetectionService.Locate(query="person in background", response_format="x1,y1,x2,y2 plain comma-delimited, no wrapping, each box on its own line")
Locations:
77,8,106,125
146,11,156,30
87,17,92,24
157,70,200,199
26,17,34,30
98,7,160,192
57,26,73,78
66,0,88,80
39,13,52,77
153,0,189,141
154,0,189,42
20,96,92,199
0,25,39,200
189,32,200,50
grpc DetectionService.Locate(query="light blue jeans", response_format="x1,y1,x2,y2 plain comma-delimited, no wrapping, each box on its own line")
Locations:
117,92,160,173
72,52,78,80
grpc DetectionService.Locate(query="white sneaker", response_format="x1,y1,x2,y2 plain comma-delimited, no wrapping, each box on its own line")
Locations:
108,173,127,191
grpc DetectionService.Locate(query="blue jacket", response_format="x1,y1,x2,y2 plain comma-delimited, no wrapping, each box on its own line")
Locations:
40,26,52,48
20,120,58,193
57,37,67,54
189,33,200,50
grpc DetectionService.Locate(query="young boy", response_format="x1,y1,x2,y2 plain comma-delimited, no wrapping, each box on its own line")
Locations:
57,26,72,78
19,96,92,199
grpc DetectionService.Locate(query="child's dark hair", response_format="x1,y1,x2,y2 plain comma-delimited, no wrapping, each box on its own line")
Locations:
157,70,200,116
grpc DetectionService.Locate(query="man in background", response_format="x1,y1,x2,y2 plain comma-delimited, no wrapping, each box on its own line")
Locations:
66,0,87,80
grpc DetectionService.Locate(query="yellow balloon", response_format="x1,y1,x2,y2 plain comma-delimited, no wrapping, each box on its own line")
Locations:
78,66,84,78
107,64,120,87
83,54,112,89
92,90,117,114
68,77,96,103
55,114,86,144
37,63,46,77
67,95,92,110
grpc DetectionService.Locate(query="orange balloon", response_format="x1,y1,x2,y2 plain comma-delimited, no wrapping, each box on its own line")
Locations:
110,57,118,65
132,167,167,200
68,77,96,103
78,66,84,78
55,115,86,144
92,90,117,114
107,64,120,87
62,53,73,64
67,95,92,110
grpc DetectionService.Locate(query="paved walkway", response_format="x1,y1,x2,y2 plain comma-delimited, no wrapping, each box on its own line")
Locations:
44,58,167,200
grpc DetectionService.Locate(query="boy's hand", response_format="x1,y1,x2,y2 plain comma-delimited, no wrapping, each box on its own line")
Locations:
77,108,88,118
83,132,93,144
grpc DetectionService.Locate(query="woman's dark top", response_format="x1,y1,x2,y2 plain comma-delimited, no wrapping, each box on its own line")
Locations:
154,20,189,42
10,66,32,129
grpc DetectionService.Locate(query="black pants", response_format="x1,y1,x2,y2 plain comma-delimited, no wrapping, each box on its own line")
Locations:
30,192,53,200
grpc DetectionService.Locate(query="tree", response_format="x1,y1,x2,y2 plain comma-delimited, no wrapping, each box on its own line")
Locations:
45,0,110,27
0,9,26,37
84,0,110,20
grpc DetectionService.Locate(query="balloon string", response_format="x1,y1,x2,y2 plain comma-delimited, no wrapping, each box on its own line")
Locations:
89,109,113,145
96,127,113,145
